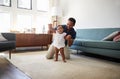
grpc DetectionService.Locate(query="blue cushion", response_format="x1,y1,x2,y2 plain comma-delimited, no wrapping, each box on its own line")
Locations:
76,28,120,40
75,40,120,50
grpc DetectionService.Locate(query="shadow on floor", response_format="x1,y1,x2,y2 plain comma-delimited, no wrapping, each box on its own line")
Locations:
71,52,120,63
13,47,48,53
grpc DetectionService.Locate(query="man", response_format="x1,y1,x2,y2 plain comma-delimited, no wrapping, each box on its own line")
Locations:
46,17,76,59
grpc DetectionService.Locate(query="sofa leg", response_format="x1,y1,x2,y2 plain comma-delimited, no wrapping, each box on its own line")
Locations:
9,50,12,59
77,50,79,54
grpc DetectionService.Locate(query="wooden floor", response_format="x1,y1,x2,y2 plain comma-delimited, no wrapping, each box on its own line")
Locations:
0,56,31,79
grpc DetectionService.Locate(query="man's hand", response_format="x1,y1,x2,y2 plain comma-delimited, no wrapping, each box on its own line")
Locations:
65,35,74,46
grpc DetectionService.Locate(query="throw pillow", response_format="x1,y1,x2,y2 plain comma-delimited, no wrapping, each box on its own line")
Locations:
102,31,120,41
113,34,120,42
0,33,7,41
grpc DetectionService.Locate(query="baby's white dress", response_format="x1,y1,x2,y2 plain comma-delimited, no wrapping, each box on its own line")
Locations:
53,32,66,49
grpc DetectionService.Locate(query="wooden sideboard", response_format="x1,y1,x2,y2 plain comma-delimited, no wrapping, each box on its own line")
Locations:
16,33,52,48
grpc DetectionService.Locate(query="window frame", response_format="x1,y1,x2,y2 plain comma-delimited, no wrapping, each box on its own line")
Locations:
0,0,11,7
17,0,32,10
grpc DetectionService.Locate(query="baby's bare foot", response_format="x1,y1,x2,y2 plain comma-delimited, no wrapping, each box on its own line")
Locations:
54,59,58,62
63,60,66,63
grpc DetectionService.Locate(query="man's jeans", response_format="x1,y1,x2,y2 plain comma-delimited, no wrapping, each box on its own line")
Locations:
46,44,70,59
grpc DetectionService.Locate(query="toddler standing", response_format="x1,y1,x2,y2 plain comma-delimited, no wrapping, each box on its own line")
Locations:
53,25,67,62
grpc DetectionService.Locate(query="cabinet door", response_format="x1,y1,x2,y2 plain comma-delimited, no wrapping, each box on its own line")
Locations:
16,34,52,47
16,34,34,47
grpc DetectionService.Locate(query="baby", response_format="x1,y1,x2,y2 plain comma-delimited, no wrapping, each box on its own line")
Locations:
53,25,67,62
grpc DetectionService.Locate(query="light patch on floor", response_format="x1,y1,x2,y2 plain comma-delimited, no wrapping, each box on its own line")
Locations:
0,53,5,56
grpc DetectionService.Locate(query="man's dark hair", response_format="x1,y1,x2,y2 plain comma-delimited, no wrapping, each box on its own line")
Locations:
68,17,76,25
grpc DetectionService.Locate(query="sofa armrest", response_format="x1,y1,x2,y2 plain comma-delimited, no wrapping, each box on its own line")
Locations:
2,33,16,41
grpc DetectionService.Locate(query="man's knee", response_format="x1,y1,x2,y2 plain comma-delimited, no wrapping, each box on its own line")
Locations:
64,46,70,59
46,44,55,59
46,45,71,59
66,35,72,41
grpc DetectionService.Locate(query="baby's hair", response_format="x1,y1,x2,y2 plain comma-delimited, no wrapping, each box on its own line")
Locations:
57,25,62,27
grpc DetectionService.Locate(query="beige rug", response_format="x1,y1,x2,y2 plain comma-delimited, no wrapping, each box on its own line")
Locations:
7,51,120,79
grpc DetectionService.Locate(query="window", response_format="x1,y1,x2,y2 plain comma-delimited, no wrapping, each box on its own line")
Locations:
36,16,49,33
16,14,32,32
37,0,49,11
17,0,32,10
0,12,11,32
0,0,11,7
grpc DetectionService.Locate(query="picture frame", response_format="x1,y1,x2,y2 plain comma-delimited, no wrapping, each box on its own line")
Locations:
0,0,11,7
17,0,32,10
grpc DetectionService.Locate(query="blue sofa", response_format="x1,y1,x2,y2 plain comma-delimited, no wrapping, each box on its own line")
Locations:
70,28,120,59
0,33,16,59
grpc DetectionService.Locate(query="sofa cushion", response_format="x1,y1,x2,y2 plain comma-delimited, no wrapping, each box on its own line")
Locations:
72,39,93,46
0,34,7,41
76,28,120,40
0,41,15,51
72,39,82,46
102,31,120,41
79,40,120,50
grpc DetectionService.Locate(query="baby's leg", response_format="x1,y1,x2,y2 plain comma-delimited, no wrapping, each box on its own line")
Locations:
60,48,66,62
54,47,59,61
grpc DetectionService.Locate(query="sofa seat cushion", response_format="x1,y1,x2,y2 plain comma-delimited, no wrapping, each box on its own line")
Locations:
76,40,120,50
73,39,93,46
72,39,82,46
0,41,15,51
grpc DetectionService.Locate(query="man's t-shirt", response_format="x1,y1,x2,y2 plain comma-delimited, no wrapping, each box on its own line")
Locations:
62,25,76,39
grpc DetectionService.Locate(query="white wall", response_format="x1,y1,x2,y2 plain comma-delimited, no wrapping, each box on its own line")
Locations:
60,0,120,29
